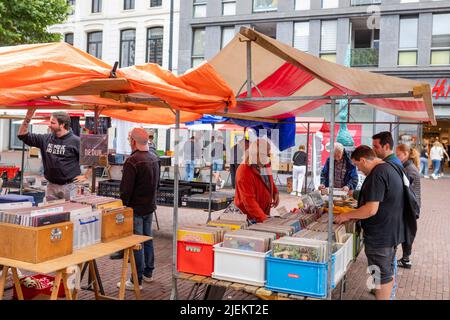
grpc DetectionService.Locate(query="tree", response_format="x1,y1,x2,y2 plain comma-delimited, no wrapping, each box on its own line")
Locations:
0,0,70,46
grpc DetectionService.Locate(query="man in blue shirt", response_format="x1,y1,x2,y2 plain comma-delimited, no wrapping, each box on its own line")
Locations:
372,131,403,167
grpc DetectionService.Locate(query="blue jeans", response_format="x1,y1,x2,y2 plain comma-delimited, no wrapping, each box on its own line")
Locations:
432,159,441,176
133,213,154,284
212,159,223,172
185,160,195,181
419,157,428,176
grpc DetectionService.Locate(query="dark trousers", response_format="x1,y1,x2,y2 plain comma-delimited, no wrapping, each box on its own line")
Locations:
230,164,240,189
133,213,154,284
401,234,416,260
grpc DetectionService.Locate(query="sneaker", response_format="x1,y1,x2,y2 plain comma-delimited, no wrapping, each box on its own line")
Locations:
143,275,153,283
117,279,142,291
290,192,297,196
110,251,124,260
431,174,438,180
424,175,430,179
398,258,412,269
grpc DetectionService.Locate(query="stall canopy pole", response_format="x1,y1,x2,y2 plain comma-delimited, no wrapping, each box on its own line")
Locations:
246,40,252,98
170,110,180,300
91,106,100,193
207,123,214,222
327,99,336,300
304,123,311,194
19,142,25,195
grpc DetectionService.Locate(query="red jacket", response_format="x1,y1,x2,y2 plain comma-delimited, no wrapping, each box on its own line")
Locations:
234,164,278,223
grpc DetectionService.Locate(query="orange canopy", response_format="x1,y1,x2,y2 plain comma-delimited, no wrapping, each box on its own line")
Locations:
0,42,234,124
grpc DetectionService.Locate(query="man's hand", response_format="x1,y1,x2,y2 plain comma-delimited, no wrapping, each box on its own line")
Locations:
18,107,37,136
74,175,88,183
272,192,280,208
334,214,349,224
342,186,350,192
25,107,37,119
319,184,326,190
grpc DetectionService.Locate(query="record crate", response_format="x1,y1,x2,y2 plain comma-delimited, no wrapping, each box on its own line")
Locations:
265,233,353,299
157,185,192,207
177,240,215,276
97,179,121,199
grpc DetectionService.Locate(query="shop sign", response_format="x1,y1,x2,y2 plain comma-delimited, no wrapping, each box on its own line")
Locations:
432,79,450,100
80,134,108,166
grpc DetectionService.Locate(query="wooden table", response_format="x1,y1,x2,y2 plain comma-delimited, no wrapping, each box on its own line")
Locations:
0,235,151,300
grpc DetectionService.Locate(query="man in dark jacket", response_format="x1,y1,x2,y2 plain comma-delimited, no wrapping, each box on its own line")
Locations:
116,127,160,290
320,142,359,191
18,108,88,201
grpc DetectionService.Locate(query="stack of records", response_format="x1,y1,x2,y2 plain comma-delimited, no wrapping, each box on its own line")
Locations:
272,237,329,262
218,212,248,222
306,221,347,243
297,210,321,229
177,225,229,244
71,195,123,210
293,229,330,242
207,219,248,230
248,223,295,239
261,216,301,233
0,201,92,227
222,229,276,253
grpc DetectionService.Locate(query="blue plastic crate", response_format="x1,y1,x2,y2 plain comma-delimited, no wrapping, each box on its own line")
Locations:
265,255,336,299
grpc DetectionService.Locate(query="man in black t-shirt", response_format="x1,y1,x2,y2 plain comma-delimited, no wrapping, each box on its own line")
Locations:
335,145,405,300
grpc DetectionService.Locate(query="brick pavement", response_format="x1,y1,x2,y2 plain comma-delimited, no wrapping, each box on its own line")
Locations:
3,178,449,300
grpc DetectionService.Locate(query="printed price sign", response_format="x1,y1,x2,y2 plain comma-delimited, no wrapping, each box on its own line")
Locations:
80,134,108,166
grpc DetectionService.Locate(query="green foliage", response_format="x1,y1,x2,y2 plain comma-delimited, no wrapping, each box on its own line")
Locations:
0,0,70,46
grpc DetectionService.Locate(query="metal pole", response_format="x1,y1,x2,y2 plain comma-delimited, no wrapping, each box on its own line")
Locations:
170,110,180,300
246,41,252,98
327,100,336,300
304,123,310,194
20,142,25,195
207,123,214,222
91,107,99,193
168,0,174,71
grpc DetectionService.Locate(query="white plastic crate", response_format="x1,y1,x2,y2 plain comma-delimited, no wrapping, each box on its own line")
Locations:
212,243,270,286
333,233,353,284
71,210,102,249
341,233,354,271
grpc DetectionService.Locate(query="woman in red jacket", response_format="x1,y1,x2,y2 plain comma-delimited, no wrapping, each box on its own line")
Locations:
234,138,280,223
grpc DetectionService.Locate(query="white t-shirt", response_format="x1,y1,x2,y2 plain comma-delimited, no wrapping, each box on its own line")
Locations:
430,146,444,161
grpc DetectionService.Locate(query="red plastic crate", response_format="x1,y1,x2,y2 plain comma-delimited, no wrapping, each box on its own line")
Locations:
177,241,214,276
13,274,66,300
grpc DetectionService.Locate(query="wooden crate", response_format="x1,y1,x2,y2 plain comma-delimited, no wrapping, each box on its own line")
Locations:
101,207,134,242
0,222,73,263
286,177,293,193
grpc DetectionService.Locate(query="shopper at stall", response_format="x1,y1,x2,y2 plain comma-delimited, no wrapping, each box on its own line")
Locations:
116,127,160,290
430,141,448,180
419,145,429,178
372,131,403,167
229,138,249,189
18,108,88,201
319,142,358,192
234,138,279,223
210,135,226,189
291,145,307,196
439,142,448,177
182,135,201,181
335,145,405,300
396,144,421,269
148,129,157,155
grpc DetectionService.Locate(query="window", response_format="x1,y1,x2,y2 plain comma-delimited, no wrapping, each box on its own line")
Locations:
150,0,162,7
192,28,205,67
92,0,101,13
295,0,310,10
322,0,338,9
253,0,277,12
120,29,136,67
320,20,337,62
431,13,450,65
87,31,102,59
124,0,135,10
221,27,235,49
222,0,236,16
400,0,418,2
67,0,75,15
193,0,207,18
147,27,163,65
64,33,74,45
398,17,418,66
294,22,309,52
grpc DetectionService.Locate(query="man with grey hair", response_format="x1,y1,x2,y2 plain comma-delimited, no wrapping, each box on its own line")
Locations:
319,142,359,191
116,127,160,290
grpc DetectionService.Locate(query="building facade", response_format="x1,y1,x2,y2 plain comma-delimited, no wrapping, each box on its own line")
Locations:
178,0,450,147
49,0,180,73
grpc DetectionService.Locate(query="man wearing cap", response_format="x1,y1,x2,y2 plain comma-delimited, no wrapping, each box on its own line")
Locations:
116,127,160,290
18,108,88,201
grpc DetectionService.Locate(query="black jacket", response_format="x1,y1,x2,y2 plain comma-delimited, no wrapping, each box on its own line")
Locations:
120,150,160,216
18,131,81,185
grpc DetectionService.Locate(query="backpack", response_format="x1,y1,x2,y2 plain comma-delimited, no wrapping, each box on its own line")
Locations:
386,162,419,244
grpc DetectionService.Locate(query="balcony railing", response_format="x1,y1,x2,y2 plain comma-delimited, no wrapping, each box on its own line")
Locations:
351,0,381,6
350,48,379,67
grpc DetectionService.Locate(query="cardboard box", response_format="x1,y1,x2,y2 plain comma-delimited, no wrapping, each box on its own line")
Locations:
279,163,289,171
0,222,73,263
287,177,293,193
